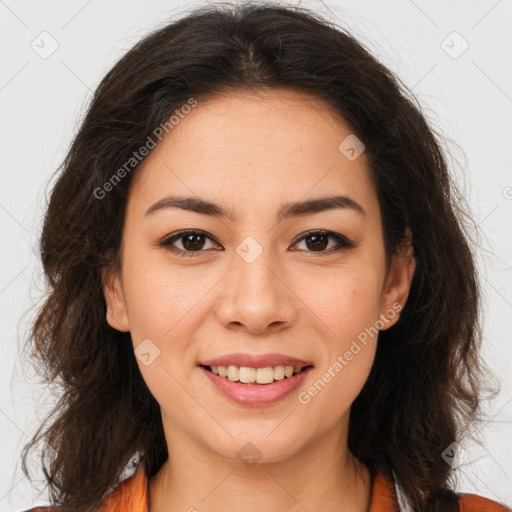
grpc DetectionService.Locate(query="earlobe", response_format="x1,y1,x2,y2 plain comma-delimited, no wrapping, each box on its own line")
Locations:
380,228,416,331
102,265,130,332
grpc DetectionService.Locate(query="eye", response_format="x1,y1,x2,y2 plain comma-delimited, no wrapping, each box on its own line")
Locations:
158,230,221,257
158,229,355,257
290,229,356,254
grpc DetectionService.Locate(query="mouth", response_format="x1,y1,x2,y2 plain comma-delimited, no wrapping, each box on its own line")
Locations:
199,363,314,405
199,363,314,385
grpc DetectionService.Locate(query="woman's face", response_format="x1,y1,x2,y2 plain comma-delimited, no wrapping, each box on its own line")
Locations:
104,88,415,464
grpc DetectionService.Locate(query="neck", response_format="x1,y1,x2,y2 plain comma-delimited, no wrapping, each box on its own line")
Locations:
148,424,371,512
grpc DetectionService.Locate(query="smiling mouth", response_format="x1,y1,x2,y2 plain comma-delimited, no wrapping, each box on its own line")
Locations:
200,364,314,385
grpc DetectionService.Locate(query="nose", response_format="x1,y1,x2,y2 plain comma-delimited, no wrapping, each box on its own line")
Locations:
215,243,297,334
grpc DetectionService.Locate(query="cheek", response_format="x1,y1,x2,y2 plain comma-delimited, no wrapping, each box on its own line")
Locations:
295,267,381,408
121,252,208,341
123,266,196,410
300,263,383,339
298,280,379,417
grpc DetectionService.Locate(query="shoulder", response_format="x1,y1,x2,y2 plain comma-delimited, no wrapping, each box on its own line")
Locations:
371,469,511,512
19,465,147,512
459,492,511,511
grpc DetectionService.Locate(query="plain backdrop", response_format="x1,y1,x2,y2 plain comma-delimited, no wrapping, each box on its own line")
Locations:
1,0,511,510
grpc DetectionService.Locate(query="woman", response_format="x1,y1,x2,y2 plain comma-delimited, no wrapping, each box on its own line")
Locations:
20,2,510,511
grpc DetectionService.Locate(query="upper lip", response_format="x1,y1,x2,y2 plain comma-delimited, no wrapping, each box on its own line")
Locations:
199,353,313,369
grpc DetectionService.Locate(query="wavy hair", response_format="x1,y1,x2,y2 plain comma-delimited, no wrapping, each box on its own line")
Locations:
21,2,493,511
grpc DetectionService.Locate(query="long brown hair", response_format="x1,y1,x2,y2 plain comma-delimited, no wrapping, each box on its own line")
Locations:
21,2,494,511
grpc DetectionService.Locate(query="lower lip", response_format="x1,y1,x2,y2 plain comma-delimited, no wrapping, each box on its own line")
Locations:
200,366,313,406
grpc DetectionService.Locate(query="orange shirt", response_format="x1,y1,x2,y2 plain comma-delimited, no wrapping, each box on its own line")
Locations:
23,464,511,511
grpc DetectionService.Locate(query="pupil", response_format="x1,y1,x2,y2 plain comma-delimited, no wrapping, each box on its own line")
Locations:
184,234,204,251
307,234,328,251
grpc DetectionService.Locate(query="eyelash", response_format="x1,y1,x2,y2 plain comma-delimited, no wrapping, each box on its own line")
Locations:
158,229,356,258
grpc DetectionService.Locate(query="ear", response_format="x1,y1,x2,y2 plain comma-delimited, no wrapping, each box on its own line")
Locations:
102,264,130,332
379,228,416,330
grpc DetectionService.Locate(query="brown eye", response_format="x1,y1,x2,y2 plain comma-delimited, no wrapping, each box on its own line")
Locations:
303,232,329,251
181,233,206,251
159,230,220,257
291,230,355,254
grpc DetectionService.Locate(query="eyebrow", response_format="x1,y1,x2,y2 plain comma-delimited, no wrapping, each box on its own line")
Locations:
144,194,366,221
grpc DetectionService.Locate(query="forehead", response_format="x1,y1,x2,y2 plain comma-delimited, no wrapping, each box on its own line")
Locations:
127,88,378,223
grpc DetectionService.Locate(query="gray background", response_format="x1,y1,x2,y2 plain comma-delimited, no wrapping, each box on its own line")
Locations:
1,0,511,510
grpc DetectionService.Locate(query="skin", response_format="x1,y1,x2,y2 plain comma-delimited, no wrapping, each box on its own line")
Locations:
103,88,416,512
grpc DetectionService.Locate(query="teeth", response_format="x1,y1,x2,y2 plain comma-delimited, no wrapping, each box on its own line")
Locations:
274,365,285,380
227,365,239,381
208,364,306,384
